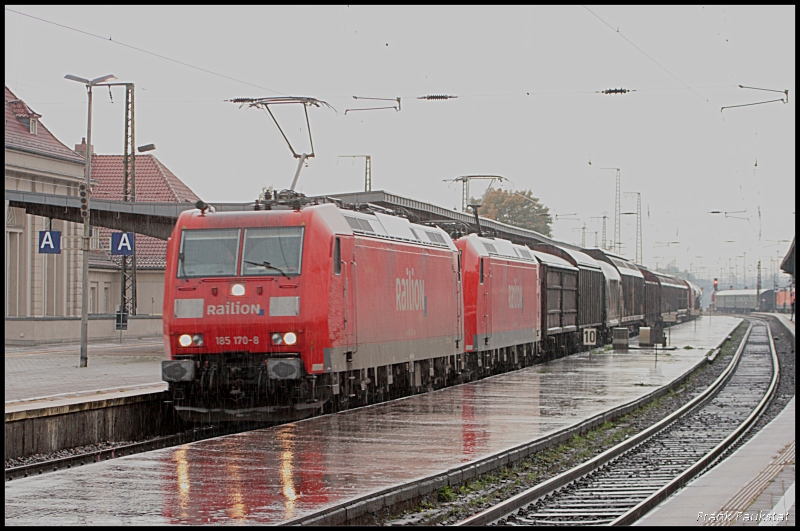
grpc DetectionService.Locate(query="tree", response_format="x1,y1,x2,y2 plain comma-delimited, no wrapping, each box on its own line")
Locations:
472,188,553,237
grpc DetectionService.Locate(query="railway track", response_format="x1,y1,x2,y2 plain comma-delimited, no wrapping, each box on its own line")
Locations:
457,319,779,526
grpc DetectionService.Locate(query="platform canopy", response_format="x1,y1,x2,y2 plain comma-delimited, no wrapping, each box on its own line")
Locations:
780,237,794,282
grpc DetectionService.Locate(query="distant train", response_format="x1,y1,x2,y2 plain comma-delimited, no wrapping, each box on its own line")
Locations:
714,287,794,314
161,195,698,423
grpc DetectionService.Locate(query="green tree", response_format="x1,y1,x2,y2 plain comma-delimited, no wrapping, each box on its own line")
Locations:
472,188,552,236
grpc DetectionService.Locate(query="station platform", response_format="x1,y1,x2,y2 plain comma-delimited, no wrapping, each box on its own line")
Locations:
6,316,754,525
637,312,795,527
4,337,165,414
756,312,795,337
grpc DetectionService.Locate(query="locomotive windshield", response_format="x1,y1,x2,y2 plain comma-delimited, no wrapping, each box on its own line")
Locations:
177,228,241,278
241,226,304,277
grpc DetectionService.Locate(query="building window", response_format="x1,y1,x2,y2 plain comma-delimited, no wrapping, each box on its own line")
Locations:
7,207,23,229
6,231,22,316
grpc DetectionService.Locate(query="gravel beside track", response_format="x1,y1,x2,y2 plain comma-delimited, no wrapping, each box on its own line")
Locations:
722,316,794,453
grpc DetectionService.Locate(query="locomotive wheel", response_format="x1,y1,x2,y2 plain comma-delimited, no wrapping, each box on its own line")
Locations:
340,395,351,410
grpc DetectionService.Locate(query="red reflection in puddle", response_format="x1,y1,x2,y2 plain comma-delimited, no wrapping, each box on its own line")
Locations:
159,424,329,524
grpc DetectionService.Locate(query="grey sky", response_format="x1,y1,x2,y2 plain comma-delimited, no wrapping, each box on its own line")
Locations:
5,5,795,286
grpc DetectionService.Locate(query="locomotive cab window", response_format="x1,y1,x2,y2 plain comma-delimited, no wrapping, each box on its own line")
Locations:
480,258,484,284
241,226,304,277
178,228,241,278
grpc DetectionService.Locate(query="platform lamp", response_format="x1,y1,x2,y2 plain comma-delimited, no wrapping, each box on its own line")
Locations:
65,73,116,368
589,163,622,254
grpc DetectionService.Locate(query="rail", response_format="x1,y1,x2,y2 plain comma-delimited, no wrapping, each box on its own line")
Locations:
456,319,778,525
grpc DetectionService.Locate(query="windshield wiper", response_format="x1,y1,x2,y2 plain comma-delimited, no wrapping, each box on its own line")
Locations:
243,260,291,279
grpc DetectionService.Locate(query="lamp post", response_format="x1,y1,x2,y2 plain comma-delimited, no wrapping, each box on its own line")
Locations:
623,191,642,263
338,155,372,191
741,252,747,289
734,254,745,289
120,142,156,321
589,163,621,254
65,74,116,368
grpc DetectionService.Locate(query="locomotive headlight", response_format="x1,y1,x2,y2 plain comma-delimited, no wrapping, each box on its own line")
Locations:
271,332,297,346
179,334,204,347
230,283,246,296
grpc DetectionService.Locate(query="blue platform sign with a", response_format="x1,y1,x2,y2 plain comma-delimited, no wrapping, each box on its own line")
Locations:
38,231,61,254
111,232,135,255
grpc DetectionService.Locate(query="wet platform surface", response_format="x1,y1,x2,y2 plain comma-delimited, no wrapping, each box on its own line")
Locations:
5,316,742,525
4,338,165,409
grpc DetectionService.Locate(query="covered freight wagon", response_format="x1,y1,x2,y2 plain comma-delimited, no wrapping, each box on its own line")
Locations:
586,250,645,329
533,244,604,344
530,249,579,357
714,289,758,313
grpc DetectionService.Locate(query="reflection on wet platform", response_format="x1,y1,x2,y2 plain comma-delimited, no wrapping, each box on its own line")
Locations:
4,316,742,525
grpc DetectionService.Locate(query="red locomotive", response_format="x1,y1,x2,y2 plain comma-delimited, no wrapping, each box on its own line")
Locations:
455,233,541,377
162,199,462,422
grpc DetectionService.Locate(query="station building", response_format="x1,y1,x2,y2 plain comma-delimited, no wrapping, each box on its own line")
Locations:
5,85,200,345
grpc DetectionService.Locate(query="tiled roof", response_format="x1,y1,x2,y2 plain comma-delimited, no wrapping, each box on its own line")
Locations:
6,85,199,270
90,154,201,203
90,229,168,269
8,97,40,119
88,152,201,269
5,86,86,164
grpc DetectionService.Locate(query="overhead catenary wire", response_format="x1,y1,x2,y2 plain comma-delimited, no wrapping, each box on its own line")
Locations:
739,85,790,100
582,5,718,111
5,7,291,98
721,84,789,112
345,95,401,114
721,99,786,112
5,7,768,108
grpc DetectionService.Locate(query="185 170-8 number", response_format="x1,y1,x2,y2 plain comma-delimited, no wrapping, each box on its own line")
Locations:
215,336,259,346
